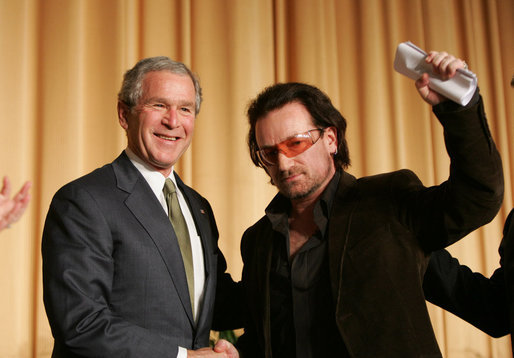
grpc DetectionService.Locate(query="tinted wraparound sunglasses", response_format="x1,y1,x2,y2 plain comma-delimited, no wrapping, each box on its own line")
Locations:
256,128,325,166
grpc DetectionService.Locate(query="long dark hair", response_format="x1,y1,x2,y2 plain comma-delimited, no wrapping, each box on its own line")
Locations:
247,82,350,169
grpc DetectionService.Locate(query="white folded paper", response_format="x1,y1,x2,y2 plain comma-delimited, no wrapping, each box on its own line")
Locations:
393,41,477,106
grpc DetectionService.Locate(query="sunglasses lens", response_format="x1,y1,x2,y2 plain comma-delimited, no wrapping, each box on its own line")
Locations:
282,136,313,157
259,137,313,165
257,129,323,166
259,148,279,165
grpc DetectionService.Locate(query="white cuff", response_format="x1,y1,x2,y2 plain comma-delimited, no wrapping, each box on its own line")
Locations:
177,346,187,358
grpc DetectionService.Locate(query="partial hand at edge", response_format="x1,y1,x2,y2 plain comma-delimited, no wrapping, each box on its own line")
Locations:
0,176,31,231
187,340,239,358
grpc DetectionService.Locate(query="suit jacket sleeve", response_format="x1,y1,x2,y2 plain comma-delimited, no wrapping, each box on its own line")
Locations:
401,90,504,252
212,262,244,331
42,183,180,357
424,209,514,338
503,210,514,341
423,249,509,337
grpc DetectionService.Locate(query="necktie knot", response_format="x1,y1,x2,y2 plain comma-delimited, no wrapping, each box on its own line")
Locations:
163,178,177,196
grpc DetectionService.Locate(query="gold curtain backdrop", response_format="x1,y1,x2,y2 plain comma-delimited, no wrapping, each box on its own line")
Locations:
0,0,512,357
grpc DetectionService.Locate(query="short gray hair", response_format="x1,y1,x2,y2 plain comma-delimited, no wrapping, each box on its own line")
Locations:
118,56,202,114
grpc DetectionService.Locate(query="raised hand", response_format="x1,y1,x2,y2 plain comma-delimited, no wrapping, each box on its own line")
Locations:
415,51,468,105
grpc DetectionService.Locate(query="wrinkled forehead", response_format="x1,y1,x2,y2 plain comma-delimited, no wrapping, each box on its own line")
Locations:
140,71,195,97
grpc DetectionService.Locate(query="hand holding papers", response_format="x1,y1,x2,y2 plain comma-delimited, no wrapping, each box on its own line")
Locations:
394,41,477,106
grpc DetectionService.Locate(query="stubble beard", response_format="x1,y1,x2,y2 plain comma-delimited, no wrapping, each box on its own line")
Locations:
275,167,325,200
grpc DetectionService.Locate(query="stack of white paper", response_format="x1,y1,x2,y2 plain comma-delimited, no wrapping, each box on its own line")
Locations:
393,41,477,106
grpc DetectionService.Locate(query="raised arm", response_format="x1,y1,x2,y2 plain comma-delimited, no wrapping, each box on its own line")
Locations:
399,50,503,252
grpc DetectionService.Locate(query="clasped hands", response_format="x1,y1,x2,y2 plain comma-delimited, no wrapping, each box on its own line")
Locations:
188,339,239,358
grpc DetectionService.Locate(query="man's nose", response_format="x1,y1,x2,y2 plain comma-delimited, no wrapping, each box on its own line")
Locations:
162,108,179,127
276,151,294,171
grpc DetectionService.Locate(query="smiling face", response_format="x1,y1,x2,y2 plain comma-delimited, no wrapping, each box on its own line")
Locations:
255,101,337,202
118,70,196,176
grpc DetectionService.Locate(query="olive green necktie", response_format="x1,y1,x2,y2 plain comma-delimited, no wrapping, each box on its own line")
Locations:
163,178,194,315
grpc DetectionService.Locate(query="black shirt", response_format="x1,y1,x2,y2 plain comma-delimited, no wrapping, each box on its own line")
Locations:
265,171,349,358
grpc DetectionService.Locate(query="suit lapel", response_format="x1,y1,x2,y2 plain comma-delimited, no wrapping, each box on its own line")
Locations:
112,153,195,325
328,171,359,304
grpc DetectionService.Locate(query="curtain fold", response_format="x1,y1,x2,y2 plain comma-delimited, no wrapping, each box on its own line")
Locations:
0,0,512,356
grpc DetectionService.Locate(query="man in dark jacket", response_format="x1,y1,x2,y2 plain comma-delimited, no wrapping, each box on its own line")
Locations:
236,50,504,357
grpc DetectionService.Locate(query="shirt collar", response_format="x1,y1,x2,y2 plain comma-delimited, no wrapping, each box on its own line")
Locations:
124,148,178,198
314,170,340,236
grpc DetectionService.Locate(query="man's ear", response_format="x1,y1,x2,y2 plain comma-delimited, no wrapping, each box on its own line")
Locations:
118,101,130,130
325,126,338,154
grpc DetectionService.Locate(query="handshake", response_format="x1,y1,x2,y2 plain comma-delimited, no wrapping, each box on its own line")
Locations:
188,339,239,357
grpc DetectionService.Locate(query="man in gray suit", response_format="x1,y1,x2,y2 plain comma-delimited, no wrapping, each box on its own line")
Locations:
42,57,239,357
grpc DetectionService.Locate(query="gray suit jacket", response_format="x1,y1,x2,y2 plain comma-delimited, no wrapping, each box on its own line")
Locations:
42,152,234,357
